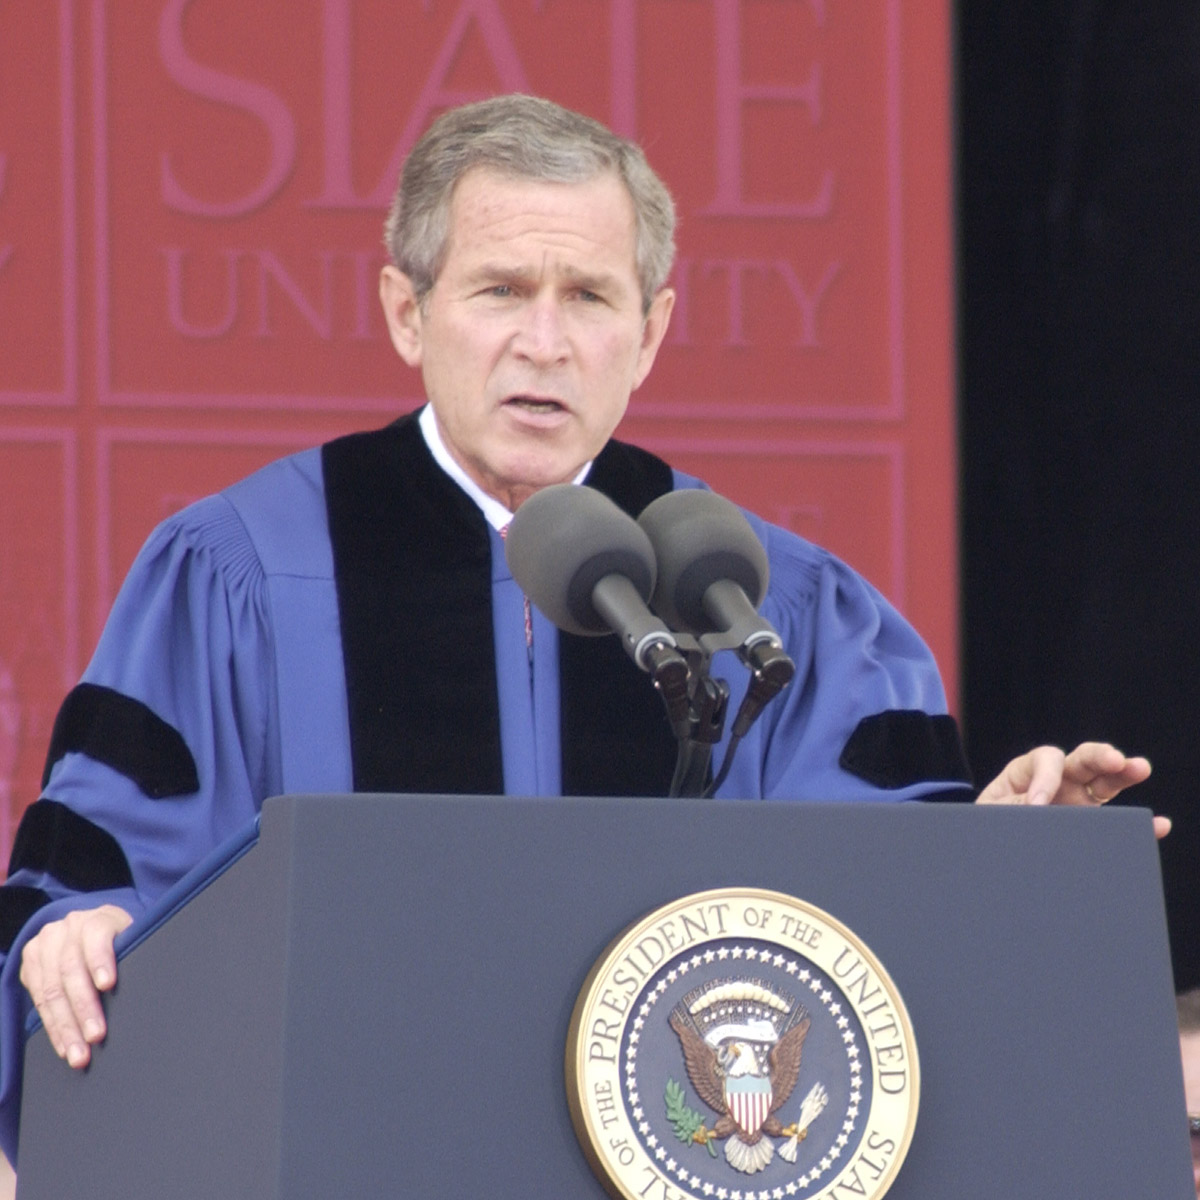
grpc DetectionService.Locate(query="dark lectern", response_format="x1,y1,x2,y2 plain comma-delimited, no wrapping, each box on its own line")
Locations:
14,796,1194,1198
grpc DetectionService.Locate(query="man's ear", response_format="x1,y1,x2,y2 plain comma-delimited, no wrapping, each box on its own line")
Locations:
631,286,676,390
379,265,424,367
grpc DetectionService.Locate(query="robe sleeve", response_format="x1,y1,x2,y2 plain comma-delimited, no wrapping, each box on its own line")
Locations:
713,509,974,803
0,494,278,1160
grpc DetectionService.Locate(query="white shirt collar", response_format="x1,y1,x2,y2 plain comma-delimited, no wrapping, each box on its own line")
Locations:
418,404,593,531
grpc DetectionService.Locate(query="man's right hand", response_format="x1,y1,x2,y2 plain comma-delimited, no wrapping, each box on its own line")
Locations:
19,904,133,1069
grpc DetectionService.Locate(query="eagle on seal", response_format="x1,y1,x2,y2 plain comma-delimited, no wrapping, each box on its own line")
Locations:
669,987,812,1175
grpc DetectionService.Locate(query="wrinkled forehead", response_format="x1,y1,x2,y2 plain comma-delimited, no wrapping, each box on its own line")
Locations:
442,167,640,272
447,163,634,226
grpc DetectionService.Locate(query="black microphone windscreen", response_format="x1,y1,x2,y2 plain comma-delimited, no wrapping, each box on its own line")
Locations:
637,489,769,633
504,484,657,636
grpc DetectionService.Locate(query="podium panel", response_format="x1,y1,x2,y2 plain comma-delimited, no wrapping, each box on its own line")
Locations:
15,796,1193,1198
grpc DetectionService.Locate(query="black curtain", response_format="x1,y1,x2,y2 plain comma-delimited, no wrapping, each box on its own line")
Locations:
957,2,1200,986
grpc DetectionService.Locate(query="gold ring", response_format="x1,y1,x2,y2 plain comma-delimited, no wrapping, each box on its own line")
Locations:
1085,783,1100,802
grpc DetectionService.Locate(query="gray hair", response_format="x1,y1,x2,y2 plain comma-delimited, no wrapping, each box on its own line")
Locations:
384,94,676,311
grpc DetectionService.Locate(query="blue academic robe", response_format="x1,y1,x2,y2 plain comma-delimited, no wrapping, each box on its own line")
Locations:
0,420,969,1158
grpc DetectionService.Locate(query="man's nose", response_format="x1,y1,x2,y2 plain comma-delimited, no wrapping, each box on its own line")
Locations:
513,294,569,364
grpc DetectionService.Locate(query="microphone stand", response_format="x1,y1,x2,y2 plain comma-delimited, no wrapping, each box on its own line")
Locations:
637,634,730,799
667,672,730,798
662,612,796,800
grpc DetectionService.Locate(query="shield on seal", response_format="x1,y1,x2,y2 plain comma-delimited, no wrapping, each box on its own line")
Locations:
725,1073,773,1136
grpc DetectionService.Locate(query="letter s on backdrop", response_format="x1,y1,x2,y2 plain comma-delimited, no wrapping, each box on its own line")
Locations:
158,0,297,217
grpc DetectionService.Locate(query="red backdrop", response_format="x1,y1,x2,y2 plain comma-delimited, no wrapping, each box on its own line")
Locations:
0,0,957,856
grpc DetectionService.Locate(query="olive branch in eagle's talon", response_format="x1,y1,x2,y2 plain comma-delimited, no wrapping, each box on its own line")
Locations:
665,1078,719,1157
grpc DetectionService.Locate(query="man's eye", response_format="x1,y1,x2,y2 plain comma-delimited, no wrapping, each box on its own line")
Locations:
488,284,513,297
576,289,602,303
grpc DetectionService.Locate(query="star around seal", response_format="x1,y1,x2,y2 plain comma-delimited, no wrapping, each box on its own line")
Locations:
566,887,918,1200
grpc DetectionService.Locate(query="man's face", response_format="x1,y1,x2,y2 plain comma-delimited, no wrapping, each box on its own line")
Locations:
1183,1032,1200,1195
381,168,674,511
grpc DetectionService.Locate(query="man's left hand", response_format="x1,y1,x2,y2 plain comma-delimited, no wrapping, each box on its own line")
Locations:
976,742,1169,838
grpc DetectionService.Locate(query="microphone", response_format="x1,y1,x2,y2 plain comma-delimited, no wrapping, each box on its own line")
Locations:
503,485,691,737
637,489,794,737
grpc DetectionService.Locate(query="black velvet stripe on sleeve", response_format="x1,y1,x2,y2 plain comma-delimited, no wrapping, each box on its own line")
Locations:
839,710,974,794
41,683,199,799
0,886,53,953
8,799,136,893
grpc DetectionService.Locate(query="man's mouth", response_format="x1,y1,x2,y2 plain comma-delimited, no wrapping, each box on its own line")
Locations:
505,395,566,415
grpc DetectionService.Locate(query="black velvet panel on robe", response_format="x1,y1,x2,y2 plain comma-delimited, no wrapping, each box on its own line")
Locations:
322,415,678,798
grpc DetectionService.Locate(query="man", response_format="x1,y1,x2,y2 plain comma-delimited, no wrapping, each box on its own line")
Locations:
0,95,1155,1159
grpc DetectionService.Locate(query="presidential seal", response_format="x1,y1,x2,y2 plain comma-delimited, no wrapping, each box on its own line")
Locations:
566,888,918,1200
